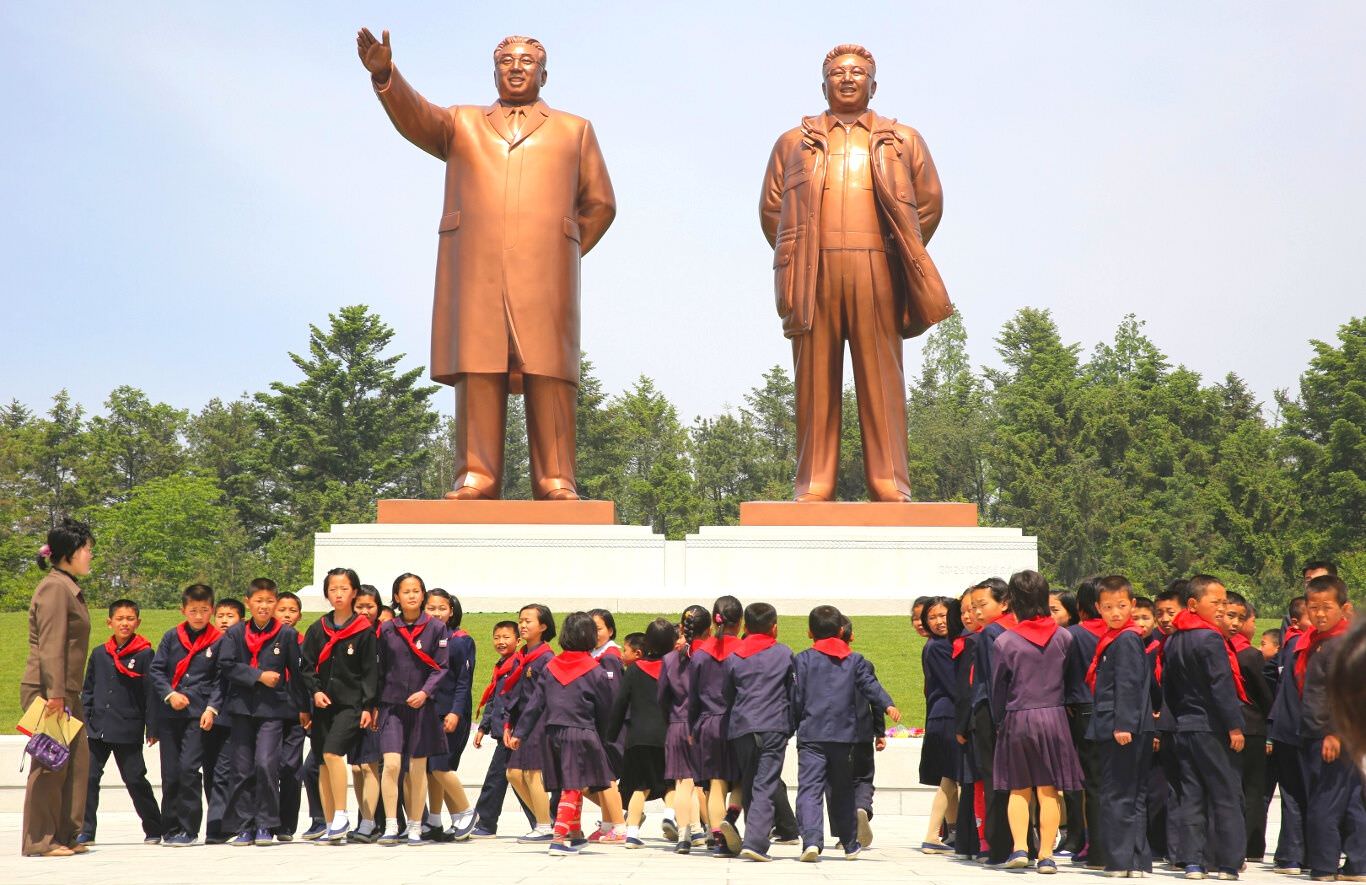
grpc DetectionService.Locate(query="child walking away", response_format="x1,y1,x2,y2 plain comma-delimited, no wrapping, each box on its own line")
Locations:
1297,574,1366,882
79,599,162,846
968,577,1014,864
990,569,1084,875
470,621,537,837
659,605,709,853
1225,592,1274,865
149,583,223,847
607,618,675,849
691,596,744,854
1085,575,1154,877
375,573,449,846
724,602,796,863
422,588,477,841
839,615,886,850
217,578,309,847
793,604,900,862
300,568,378,843
509,612,617,857
1161,574,1247,880
504,604,558,842
918,596,961,854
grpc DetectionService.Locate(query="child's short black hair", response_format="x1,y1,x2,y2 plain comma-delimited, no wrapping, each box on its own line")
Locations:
912,595,932,612
1306,574,1349,606
1263,628,1283,647
623,632,645,653
1133,596,1155,614
974,577,1008,603
1303,559,1338,577
838,615,853,643
1050,590,1079,626
1226,590,1251,616
642,619,676,660
426,588,462,630
713,595,743,630
183,583,215,606
559,611,597,652
809,604,843,640
1074,575,1102,619
1008,570,1051,621
108,598,139,618
493,619,519,635
1159,579,1188,605
216,598,246,618
1097,574,1134,602
520,603,557,642
356,584,382,607
744,601,778,635
323,567,361,594
588,608,616,640
1289,595,1308,620
39,516,94,570
919,596,963,638
277,591,301,608
1183,574,1223,606
248,577,277,598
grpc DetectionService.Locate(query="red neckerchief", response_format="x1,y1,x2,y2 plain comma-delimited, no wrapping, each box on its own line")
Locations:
500,642,554,695
951,636,967,659
1079,617,1107,639
477,653,518,713
1283,625,1304,650
1172,610,1249,703
172,623,223,689
691,635,742,661
547,650,598,685
599,644,623,660
105,635,151,678
734,633,777,658
453,629,469,638
992,612,1019,631
317,613,373,669
1147,637,1164,684
1084,620,1144,691
244,619,283,667
1294,618,1349,694
1229,633,1253,654
1013,615,1059,649
636,658,663,680
811,637,852,659
393,615,442,671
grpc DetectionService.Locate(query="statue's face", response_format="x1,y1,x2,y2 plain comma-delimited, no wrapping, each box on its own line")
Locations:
822,53,876,115
494,43,546,103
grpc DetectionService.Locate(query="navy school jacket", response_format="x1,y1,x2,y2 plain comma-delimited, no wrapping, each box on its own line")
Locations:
217,619,308,719
299,612,379,710
502,642,553,737
478,652,516,735
793,646,892,744
433,629,476,724
1235,644,1273,737
657,649,693,725
82,638,157,743
1300,634,1343,743
921,635,956,722
1266,632,1305,746
855,656,886,742
970,620,1010,713
1159,628,1245,735
607,662,666,747
512,665,612,739
1064,623,1102,706
723,642,797,739
953,633,979,739
149,624,225,720
1085,630,1153,740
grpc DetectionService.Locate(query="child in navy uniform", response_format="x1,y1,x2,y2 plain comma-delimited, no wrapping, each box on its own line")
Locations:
217,578,308,847
79,599,161,845
509,611,617,857
272,590,307,841
840,615,885,849
607,617,675,849
1063,577,1105,870
969,577,1015,864
690,596,743,851
792,604,899,862
1161,574,1247,879
1086,575,1154,877
723,602,796,863
149,583,223,847
470,621,535,837
422,588,476,840
918,596,960,854
1267,595,1313,874
659,605,708,853
203,598,242,844
952,590,982,860
504,603,558,842
1225,592,1274,864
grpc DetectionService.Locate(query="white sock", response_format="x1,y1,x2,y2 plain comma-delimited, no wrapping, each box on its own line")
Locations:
612,822,627,834
453,809,474,827
679,825,690,842
537,823,554,835
425,812,443,828
626,825,640,839
357,819,375,835
330,811,348,830
383,822,398,837
407,822,423,840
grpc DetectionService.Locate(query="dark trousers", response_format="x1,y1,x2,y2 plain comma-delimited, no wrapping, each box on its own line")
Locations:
1145,749,1168,858
849,740,875,816
1241,735,1269,860
730,731,787,855
276,721,305,835
1098,737,1152,873
954,769,980,856
1068,706,1104,867
225,717,285,832
83,738,161,839
1158,733,1185,863
1272,740,1307,869
158,718,208,837
796,741,855,851
972,705,1011,862
1303,740,1366,875
303,749,323,824
1060,789,1085,851
203,723,231,838
773,779,799,840
473,740,535,833
1172,731,1245,872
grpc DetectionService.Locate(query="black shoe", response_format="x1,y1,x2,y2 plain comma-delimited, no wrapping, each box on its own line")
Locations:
675,839,691,854
348,827,377,844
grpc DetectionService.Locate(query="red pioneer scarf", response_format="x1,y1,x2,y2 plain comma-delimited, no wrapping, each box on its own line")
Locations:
394,615,442,671
317,614,373,669
1229,632,1253,655
1084,620,1145,692
1146,637,1164,684
734,633,778,658
691,635,742,661
951,636,967,659
1078,617,1107,640
1294,618,1349,695
453,629,469,639
244,619,283,667
1013,616,1060,649
1283,625,1304,651
598,644,623,661
636,658,663,680
1171,610,1249,703
172,623,223,689
106,635,151,678
811,637,852,659
547,650,598,685
477,653,519,713
992,613,1019,631
500,642,554,695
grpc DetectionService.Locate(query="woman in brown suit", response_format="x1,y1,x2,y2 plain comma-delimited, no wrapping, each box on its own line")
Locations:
20,517,94,857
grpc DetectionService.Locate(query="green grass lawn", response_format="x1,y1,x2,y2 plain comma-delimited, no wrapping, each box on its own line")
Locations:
1,610,929,734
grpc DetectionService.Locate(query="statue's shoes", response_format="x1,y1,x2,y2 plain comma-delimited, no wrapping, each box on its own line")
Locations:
543,488,580,501
444,487,490,500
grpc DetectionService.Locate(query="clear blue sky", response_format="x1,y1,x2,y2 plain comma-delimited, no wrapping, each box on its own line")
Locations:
4,2,1362,422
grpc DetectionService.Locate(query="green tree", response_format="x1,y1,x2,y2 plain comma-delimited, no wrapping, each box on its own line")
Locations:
606,376,698,537
186,396,275,546
690,411,764,525
576,356,618,502
906,312,990,507
84,386,188,504
742,366,796,499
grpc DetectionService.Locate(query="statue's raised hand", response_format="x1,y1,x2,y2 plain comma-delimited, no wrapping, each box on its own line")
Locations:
356,28,393,81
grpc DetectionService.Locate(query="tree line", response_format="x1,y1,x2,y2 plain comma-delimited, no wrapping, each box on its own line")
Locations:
1,304,1361,614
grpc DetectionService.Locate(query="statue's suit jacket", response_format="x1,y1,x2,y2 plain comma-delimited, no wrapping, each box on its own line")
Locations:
375,68,616,386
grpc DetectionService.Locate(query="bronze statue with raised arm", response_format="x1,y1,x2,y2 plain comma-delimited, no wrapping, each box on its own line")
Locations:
760,44,952,503
358,28,616,500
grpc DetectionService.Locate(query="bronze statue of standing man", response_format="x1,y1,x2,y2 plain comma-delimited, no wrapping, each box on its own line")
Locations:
358,29,616,500
761,44,952,502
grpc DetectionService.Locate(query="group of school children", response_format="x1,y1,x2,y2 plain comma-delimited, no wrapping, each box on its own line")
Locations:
80,569,905,861
915,563,1365,881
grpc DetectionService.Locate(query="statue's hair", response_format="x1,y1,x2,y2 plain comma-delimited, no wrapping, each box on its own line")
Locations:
824,43,875,74
495,35,547,67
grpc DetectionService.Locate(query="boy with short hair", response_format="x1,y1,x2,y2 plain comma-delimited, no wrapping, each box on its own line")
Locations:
471,620,537,837
724,602,796,863
839,615,885,849
149,583,223,846
1154,587,1184,638
621,632,644,666
1225,592,1274,864
79,599,162,846
793,605,898,861
217,578,308,846
271,590,309,841
203,598,242,844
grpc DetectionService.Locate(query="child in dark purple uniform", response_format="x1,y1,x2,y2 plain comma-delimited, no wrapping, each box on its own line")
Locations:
990,570,1084,873
421,588,476,841
504,603,557,842
510,611,616,857
375,573,449,846
918,595,961,853
690,595,743,850
659,605,708,853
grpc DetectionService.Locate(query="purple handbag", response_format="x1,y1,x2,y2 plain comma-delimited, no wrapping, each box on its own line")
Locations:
23,710,72,772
